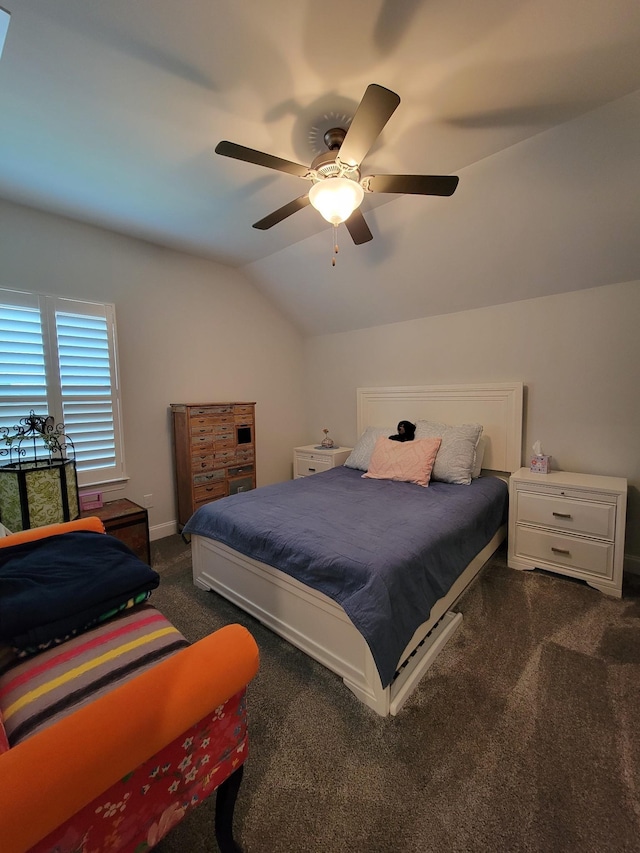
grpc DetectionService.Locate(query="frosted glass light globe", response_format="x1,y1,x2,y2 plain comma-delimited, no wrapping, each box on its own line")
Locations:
309,177,365,225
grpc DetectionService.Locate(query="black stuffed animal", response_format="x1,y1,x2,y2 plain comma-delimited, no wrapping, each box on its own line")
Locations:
389,420,416,442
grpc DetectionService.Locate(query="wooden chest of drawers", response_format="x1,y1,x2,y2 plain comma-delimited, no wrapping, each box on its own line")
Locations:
508,468,627,597
171,402,256,528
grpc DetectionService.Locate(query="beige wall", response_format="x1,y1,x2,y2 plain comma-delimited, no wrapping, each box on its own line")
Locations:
303,281,640,562
0,199,307,538
2,197,639,565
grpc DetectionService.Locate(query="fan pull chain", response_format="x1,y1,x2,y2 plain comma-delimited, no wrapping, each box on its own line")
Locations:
332,225,339,266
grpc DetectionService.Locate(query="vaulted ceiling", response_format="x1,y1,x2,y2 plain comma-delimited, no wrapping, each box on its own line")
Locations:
1,0,639,334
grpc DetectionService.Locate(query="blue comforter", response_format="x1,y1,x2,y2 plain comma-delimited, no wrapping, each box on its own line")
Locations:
184,466,508,687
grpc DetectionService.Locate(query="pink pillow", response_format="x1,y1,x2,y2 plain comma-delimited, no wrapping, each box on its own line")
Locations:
362,436,442,487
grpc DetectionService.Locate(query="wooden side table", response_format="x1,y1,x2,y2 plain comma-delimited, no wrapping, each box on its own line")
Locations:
82,498,151,565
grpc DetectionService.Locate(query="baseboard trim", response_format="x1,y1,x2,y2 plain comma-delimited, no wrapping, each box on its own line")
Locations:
150,520,178,541
625,553,640,577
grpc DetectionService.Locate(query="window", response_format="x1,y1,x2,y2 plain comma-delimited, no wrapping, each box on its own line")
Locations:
0,289,126,488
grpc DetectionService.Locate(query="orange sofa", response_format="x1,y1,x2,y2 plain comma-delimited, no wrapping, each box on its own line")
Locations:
0,519,259,853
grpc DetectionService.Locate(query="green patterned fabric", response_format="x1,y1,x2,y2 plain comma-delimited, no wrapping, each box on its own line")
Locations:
25,467,65,528
0,474,22,531
64,461,79,519
0,460,79,531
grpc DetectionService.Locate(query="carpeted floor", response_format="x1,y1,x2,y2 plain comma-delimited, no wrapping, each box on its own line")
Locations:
150,535,640,853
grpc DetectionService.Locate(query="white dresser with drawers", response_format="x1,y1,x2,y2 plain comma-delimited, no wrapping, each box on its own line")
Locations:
508,467,627,597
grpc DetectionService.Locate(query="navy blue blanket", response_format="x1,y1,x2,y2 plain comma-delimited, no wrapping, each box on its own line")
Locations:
184,466,508,687
0,531,160,648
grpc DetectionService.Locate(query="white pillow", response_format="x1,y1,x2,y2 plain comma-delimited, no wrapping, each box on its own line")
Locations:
472,436,486,478
414,420,483,485
344,426,393,471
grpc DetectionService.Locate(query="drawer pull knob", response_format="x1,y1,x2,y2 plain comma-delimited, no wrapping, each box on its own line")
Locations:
551,547,571,556
552,512,572,519
308,467,316,472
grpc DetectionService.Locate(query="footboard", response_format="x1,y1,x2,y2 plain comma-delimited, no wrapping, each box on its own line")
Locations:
190,525,505,716
192,534,386,711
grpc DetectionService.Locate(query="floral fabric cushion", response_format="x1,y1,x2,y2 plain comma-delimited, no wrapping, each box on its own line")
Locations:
362,436,442,487
29,690,249,853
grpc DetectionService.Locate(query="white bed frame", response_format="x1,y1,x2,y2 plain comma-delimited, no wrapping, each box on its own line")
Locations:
191,382,524,717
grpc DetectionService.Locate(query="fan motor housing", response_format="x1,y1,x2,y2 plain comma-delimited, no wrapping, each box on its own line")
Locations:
311,131,361,181
323,127,347,150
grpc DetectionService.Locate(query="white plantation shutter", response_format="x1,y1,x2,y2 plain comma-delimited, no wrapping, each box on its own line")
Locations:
0,298,47,422
0,290,126,486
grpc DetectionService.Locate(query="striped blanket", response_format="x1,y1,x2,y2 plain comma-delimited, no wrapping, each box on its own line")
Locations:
0,604,188,746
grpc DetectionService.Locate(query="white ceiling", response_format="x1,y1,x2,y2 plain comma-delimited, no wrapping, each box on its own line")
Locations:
1,0,639,334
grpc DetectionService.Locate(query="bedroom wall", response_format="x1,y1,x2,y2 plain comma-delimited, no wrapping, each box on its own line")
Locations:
0,198,307,538
302,280,640,565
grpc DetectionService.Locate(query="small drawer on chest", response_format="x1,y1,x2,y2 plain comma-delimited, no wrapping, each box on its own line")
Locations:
234,404,254,419
191,453,215,473
194,481,227,503
191,434,214,452
193,470,225,487
191,406,232,417
515,491,616,540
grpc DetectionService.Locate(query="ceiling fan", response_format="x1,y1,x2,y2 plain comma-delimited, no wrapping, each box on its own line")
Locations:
215,83,459,246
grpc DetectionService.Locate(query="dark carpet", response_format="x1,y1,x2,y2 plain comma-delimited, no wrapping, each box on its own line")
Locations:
150,535,640,853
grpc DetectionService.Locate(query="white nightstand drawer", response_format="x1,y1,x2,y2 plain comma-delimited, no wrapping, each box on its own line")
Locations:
514,526,614,579
516,491,616,540
294,455,332,477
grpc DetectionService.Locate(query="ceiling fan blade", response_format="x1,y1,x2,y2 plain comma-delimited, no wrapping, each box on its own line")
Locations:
337,84,401,168
216,141,310,179
344,208,373,245
252,195,311,230
366,174,459,196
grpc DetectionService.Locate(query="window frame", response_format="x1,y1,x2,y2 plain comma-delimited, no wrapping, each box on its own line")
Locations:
0,288,127,489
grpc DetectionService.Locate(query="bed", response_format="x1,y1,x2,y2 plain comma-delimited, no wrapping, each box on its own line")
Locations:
185,383,523,717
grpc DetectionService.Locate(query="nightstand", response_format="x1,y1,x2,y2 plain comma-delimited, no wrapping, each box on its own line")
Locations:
293,445,353,479
508,467,627,597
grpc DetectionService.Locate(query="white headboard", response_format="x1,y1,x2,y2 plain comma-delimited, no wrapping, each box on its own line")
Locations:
357,382,524,474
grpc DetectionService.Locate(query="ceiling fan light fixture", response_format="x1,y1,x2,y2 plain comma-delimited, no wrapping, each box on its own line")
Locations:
309,176,364,226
